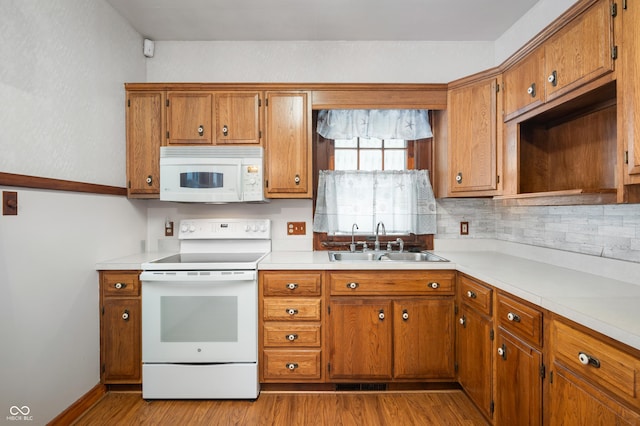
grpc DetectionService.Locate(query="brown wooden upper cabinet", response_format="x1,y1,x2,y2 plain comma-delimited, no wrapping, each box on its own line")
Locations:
214,92,261,145
126,91,165,198
619,0,640,185
447,75,501,195
166,91,214,145
503,0,615,121
264,91,313,198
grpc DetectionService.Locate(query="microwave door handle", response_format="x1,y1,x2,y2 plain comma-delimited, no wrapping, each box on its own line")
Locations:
236,165,242,201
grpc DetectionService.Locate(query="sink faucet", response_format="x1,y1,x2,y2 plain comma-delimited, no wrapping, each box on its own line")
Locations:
396,237,404,253
350,223,359,252
374,221,386,251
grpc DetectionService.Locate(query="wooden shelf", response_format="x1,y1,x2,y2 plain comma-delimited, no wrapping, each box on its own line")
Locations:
494,189,617,206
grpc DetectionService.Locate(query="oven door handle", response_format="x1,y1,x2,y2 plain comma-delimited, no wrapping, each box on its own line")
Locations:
140,271,256,282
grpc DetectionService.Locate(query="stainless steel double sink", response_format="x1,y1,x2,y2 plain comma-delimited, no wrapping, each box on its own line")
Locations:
328,251,449,262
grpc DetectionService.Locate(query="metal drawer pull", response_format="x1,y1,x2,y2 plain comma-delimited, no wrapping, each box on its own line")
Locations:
286,283,298,290
286,334,298,341
346,282,359,289
286,308,298,316
507,312,521,322
122,310,130,321
286,363,299,370
467,290,477,299
429,282,439,289
114,282,127,289
402,309,409,321
578,352,601,368
378,310,385,320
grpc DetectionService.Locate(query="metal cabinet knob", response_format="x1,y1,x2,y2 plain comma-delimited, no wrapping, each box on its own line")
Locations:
527,82,536,97
286,283,298,290
122,310,130,321
286,363,299,370
498,344,506,359
467,290,477,299
548,70,558,86
197,125,204,136
294,174,301,185
459,316,466,327
286,308,299,316
286,334,298,341
507,312,521,322
578,352,600,368
429,282,439,289
346,282,359,289
222,125,228,136
146,175,153,185
402,310,409,321
455,172,463,184
378,310,385,320
114,282,126,289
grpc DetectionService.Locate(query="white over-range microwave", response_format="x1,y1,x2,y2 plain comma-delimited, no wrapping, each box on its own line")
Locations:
160,146,266,203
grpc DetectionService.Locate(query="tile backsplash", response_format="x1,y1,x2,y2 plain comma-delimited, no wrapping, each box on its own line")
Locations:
436,199,640,263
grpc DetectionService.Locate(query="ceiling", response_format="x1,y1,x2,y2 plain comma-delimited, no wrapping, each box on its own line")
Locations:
105,0,540,42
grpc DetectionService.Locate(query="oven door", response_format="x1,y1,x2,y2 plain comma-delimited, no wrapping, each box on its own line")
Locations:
141,270,257,363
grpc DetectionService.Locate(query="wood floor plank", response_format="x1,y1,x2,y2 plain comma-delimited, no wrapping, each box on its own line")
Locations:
72,390,489,425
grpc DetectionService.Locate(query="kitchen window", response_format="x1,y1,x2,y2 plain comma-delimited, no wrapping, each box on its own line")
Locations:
313,110,436,251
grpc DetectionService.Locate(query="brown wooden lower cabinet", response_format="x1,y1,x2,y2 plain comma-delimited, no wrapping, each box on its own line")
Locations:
99,270,142,384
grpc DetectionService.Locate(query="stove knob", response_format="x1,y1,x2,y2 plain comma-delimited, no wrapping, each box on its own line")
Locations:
259,224,267,232
252,224,259,232
181,224,189,233
245,225,251,232
188,225,196,232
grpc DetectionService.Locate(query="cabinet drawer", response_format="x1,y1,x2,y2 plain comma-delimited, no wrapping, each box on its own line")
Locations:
263,349,321,380
263,323,321,347
102,271,140,297
497,292,543,347
329,271,454,296
262,272,321,296
552,319,640,409
263,299,321,321
458,274,492,315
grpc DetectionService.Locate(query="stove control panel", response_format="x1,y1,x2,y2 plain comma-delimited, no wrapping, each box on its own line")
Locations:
178,218,271,239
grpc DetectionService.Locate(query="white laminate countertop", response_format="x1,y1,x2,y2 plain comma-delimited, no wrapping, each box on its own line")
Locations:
96,239,640,351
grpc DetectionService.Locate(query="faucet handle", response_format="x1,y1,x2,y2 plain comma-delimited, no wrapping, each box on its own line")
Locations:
386,241,393,251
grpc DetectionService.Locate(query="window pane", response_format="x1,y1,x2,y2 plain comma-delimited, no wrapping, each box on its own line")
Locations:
360,150,382,170
384,139,406,148
335,150,358,170
384,150,407,170
335,138,357,148
360,138,382,148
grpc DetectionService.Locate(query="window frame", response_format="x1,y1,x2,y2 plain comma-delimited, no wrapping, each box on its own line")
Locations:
312,110,435,251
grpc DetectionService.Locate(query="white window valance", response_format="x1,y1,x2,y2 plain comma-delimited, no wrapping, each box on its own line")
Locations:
316,109,433,140
312,170,437,235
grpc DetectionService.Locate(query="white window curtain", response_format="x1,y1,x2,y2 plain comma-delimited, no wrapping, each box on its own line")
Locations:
317,109,433,140
313,170,437,235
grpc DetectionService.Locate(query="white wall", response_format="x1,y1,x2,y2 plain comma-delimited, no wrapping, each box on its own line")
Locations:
0,0,146,423
146,41,495,83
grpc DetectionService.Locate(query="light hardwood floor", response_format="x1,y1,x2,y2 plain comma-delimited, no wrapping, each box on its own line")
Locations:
72,390,489,425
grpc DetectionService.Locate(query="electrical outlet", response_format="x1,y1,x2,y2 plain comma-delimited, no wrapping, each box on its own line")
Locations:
460,221,469,235
287,222,306,235
3,191,18,216
165,221,174,237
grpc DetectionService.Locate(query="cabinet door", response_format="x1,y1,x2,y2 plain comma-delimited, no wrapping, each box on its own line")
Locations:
448,77,499,193
549,364,640,425
544,0,614,102
167,92,213,145
393,299,454,379
457,304,493,420
126,91,164,198
264,91,312,198
328,299,392,380
495,329,542,426
620,0,640,181
214,92,261,145
503,48,545,121
101,298,141,383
